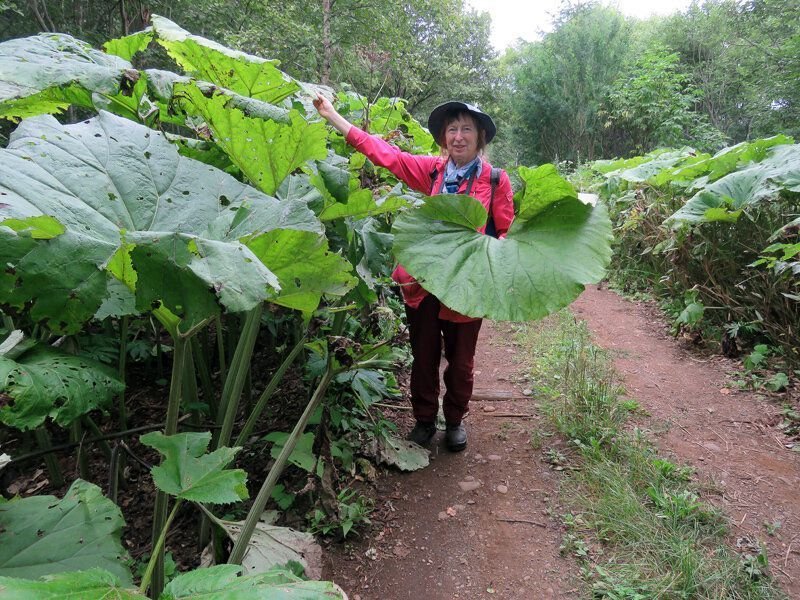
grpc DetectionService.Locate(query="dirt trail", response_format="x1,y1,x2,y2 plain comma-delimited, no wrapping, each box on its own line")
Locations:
325,323,578,599
573,287,800,595
326,287,800,598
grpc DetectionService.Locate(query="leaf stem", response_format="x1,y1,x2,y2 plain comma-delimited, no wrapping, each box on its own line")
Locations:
139,499,183,595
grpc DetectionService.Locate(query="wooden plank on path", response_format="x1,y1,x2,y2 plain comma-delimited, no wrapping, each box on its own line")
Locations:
470,389,529,402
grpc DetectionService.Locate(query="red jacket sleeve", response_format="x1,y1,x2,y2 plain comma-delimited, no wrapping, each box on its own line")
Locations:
493,170,515,238
346,127,440,195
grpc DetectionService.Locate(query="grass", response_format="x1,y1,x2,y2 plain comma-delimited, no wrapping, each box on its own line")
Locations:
516,310,785,600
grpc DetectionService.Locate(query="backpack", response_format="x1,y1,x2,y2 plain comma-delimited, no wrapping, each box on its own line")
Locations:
429,166,502,238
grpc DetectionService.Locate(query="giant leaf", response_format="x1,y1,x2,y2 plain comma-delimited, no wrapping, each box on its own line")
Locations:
162,564,347,599
0,569,143,600
392,183,612,321
669,144,800,225
0,343,124,431
0,565,348,599
151,15,299,104
140,431,248,504
174,82,327,195
0,111,322,333
515,164,578,220
0,34,138,121
102,29,155,61
246,230,355,315
0,480,130,584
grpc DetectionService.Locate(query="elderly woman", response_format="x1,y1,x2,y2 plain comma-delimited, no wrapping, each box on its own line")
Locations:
314,95,514,451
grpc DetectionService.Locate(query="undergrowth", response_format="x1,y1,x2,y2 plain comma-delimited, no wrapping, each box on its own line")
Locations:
516,310,784,599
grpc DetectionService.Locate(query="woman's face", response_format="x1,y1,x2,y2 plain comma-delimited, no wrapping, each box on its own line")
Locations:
443,114,480,165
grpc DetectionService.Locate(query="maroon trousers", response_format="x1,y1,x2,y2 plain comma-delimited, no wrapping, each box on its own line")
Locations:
404,295,483,425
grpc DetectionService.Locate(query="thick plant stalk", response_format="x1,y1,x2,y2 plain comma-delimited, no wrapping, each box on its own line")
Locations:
149,334,189,599
82,415,113,460
228,312,344,565
118,316,129,432
214,304,263,449
233,334,307,447
34,427,63,488
215,315,227,382
190,336,216,416
70,420,89,480
140,499,182,596
228,365,335,565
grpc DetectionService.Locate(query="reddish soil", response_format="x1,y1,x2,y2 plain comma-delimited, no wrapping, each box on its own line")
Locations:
324,322,580,599
572,287,800,595
326,287,800,598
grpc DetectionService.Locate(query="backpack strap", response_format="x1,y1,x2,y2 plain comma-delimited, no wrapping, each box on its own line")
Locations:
429,166,439,195
488,166,502,214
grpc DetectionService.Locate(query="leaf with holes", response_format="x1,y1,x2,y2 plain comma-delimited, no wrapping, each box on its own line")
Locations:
151,15,299,104
0,343,123,431
0,480,130,584
0,111,322,333
0,34,138,121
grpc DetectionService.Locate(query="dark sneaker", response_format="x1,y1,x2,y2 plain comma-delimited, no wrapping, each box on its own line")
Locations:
445,423,467,452
407,421,436,446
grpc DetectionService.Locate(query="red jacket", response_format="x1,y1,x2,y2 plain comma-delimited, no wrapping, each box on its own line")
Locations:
346,127,515,322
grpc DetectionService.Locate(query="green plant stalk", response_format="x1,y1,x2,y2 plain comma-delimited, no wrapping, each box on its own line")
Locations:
81,415,113,460
214,304,263,449
228,312,345,565
139,498,183,596
2,313,14,331
215,315,227,383
182,343,201,425
228,364,335,565
34,427,63,488
150,333,189,599
118,316,129,432
190,336,216,417
70,420,89,479
233,334,307,447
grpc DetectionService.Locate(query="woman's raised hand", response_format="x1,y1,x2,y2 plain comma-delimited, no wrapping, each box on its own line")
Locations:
312,93,352,137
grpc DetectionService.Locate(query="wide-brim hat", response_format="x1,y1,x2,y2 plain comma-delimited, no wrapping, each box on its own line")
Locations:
428,101,497,144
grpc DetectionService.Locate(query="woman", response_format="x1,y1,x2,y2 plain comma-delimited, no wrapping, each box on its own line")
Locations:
314,95,514,451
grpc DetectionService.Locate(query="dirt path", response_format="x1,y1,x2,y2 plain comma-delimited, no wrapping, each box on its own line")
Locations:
324,322,578,599
325,287,800,598
573,287,800,595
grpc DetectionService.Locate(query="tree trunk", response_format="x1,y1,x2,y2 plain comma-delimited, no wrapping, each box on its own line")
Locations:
321,0,333,85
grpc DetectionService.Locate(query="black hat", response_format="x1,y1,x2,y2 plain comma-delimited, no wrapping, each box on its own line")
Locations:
427,101,497,144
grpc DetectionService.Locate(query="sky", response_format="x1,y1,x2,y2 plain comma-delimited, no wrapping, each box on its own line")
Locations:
466,0,694,50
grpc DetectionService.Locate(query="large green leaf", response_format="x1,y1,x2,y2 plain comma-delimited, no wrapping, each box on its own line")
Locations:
0,111,322,333
0,480,131,584
151,15,299,104
310,160,408,221
174,82,327,195
161,564,347,599
515,164,578,220
0,34,138,121
0,565,348,599
245,230,355,315
0,343,124,431
392,185,612,321
140,431,248,504
102,29,155,61
669,144,800,224
0,569,143,600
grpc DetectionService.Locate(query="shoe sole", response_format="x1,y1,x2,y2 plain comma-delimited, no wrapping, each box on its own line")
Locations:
446,440,467,452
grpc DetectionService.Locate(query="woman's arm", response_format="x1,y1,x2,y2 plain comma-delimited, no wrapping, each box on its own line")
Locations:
313,93,438,194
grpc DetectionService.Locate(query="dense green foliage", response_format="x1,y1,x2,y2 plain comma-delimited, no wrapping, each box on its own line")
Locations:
587,137,800,364
499,0,800,165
